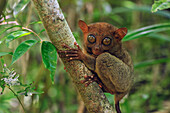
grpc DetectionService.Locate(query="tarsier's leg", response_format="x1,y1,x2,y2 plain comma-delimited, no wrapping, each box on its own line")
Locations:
95,52,133,93
95,52,133,113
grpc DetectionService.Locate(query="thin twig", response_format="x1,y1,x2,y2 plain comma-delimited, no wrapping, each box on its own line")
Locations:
22,27,43,42
8,86,26,113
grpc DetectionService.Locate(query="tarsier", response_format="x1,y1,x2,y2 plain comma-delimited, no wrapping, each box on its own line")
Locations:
58,20,134,113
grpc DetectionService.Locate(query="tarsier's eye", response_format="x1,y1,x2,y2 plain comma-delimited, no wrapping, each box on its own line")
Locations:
102,37,111,46
87,34,96,44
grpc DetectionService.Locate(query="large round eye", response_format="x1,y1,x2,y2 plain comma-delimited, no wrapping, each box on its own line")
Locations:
87,34,96,44
102,37,111,46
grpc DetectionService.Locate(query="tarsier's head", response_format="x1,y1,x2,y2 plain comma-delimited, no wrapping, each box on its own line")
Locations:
78,20,127,56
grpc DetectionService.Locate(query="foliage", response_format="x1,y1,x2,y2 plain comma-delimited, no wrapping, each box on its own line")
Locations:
11,39,38,65
0,0,170,113
0,58,43,112
13,0,31,18
152,0,170,12
41,41,57,83
123,23,170,41
134,58,170,68
0,20,57,82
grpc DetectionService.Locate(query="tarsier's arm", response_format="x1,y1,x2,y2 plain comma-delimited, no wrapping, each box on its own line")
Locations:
59,42,96,71
96,52,133,113
80,51,96,71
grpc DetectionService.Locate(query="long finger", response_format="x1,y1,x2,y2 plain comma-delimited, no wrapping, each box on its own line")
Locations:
67,57,80,61
58,50,78,54
85,81,93,87
66,54,78,57
62,44,78,51
80,79,87,84
59,54,78,58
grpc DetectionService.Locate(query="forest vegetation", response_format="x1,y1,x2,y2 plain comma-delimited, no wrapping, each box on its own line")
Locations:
0,0,170,113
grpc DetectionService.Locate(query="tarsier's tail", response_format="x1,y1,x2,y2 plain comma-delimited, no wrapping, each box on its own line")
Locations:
114,94,125,113
115,101,121,113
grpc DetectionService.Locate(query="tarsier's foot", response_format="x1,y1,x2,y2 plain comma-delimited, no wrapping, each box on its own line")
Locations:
81,74,103,88
81,74,115,94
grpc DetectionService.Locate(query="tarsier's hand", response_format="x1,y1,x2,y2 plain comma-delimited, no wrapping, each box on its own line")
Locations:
58,42,84,61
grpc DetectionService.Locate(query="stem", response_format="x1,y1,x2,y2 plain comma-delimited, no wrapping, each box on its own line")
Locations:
22,27,43,42
8,86,26,113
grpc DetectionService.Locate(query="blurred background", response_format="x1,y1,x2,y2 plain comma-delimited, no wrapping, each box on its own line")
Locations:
0,0,170,113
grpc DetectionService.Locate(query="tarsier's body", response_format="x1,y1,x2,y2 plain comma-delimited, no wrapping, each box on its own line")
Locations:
59,20,134,113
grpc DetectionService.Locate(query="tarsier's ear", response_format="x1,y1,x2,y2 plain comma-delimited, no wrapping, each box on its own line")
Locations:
78,20,88,33
114,27,128,41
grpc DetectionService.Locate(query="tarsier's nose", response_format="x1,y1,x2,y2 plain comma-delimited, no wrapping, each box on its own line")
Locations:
95,46,99,51
92,45,102,55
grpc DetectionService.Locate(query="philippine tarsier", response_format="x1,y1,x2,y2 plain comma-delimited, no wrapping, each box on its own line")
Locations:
58,20,134,113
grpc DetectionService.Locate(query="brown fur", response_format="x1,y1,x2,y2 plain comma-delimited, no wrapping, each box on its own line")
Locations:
79,20,134,113
59,20,134,113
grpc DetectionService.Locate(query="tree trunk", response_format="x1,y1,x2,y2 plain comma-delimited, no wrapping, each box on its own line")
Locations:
32,0,114,112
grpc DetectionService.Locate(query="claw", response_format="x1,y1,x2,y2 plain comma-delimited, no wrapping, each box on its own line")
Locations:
99,84,102,88
61,44,70,48
67,57,80,61
84,75,88,78
80,80,86,84
66,54,78,57
85,80,92,87
74,42,81,50
80,74,97,87
74,42,78,46
90,75,94,79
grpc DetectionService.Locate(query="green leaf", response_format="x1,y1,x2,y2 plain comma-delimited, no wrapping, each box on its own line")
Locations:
28,21,42,26
123,23,170,41
134,58,170,68
13,0,31,18
0,37,6,44
11,40,38,65
112,6,170,18
0,25,22,36
0,25,22,44
0,58,6,94
152,0,170,12
5,30,31,44
39,29,45,34
0,52,13,57
41,41,57,83
148,33,170,42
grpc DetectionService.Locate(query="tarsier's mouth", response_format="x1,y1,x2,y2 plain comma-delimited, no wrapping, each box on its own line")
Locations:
87,47,104,56
92,50,102,56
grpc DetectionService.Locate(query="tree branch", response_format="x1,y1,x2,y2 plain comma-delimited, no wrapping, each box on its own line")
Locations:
32,0,114,112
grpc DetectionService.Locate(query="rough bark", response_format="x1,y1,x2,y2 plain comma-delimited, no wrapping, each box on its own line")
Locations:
32,0,114,112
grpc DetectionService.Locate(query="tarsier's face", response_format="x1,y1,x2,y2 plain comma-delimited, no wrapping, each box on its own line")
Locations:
84,23,118,56
78,20,127,57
